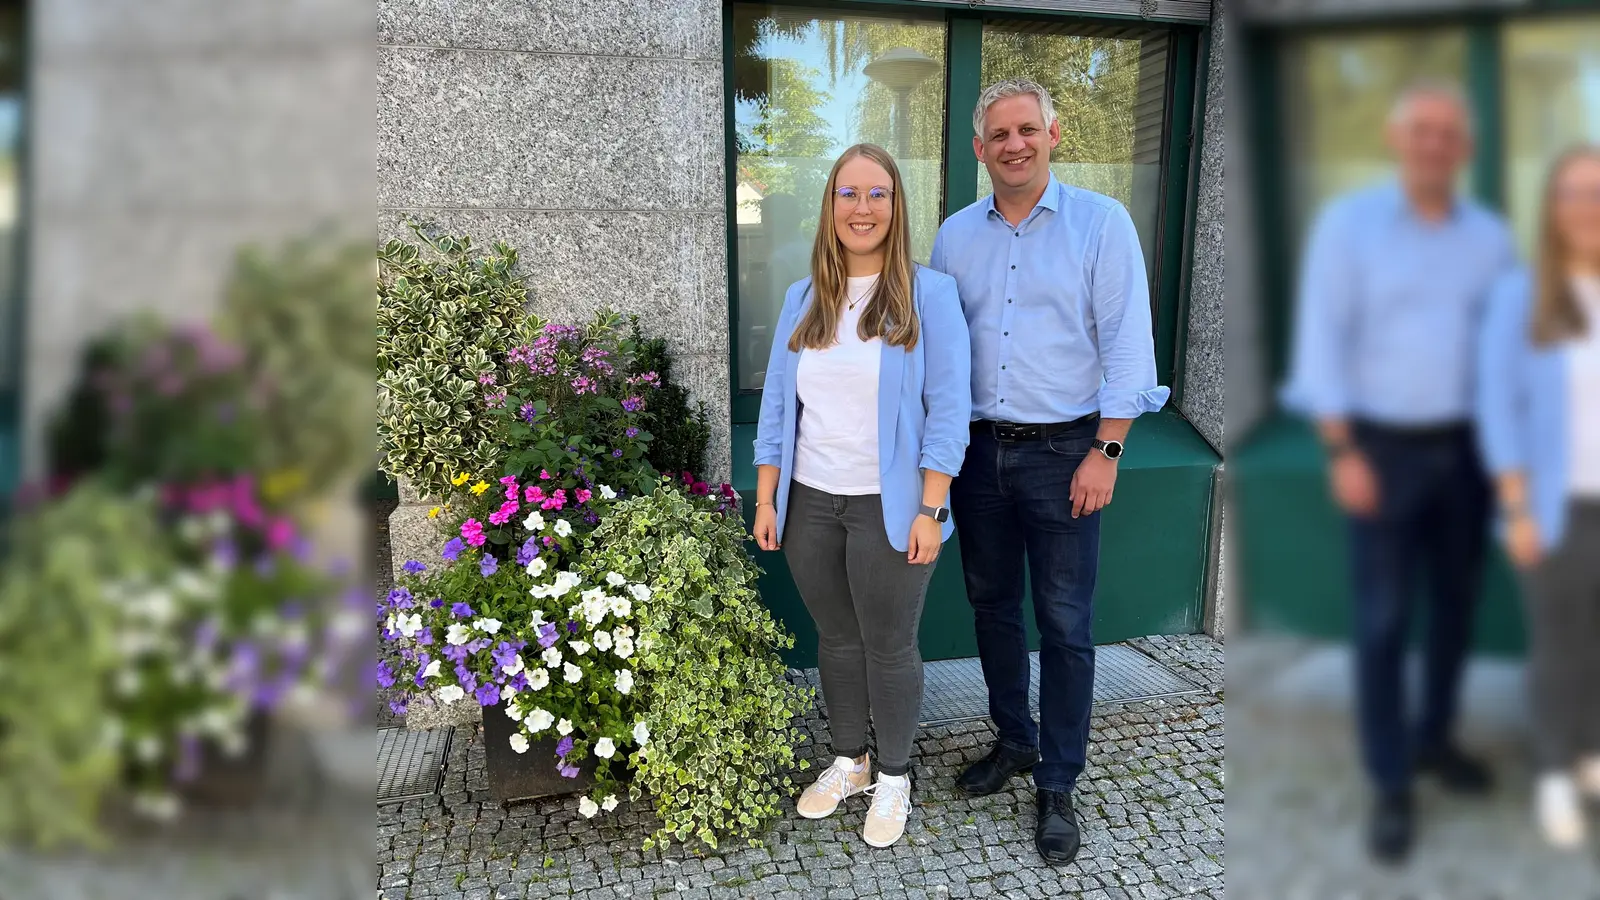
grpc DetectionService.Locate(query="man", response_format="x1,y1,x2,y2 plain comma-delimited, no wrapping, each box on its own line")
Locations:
930,79,1168,866
1280,81,1517,863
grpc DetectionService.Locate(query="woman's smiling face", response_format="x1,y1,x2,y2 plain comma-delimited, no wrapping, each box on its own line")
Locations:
832,154,894,261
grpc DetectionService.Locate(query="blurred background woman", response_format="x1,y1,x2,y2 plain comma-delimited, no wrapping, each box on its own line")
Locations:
1477,144,1600,849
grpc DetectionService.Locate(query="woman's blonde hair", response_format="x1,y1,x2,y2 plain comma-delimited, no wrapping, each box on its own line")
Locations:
789,143,919,352
1532,144,1600,346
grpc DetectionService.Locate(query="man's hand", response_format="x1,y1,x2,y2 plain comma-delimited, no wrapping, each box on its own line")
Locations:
1505,512,1542,571
1070,452,1117,518
1329,450,1380,518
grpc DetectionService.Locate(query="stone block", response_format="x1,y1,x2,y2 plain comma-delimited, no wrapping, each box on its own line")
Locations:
379,0,720,60
388,501,447,581
377,47,721,212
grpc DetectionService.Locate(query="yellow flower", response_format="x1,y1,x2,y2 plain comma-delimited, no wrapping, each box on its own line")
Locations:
452,472,471,487
428,506,441,519
261,468,307,502
470,481,490,496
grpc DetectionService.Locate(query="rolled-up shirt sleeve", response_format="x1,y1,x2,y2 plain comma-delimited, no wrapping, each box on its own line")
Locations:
1091,203,1170,418
918,273,972,476
1280,206,1355,419
1475,272,1529,475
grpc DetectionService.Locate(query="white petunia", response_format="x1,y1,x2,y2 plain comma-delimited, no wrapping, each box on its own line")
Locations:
499,685,518,703
524,708,554,732
550,571,581,598
530,609,547,627
505,702,524,720
613,636,635,659
607,595,632,618
578,796,599,818
592,630,613,652
474,617,502,635
509,733,529,754
527,668,550,690
397,613,423,638
524,510,546,532
599,485,617,500
134,735,162,764
556,718,573,736
437,684,466,704
570,640,590,656
526,557,548,577
614,669,634,695
601,794,619,812
133,792,181,822
421,659,443,680
542,647,563,669
633,720,650,746
606,572,626,587
594,737,616,759
629,583,651,602
553,519,572,538
563,662,583,683
445,623,471,645
502,654,525,676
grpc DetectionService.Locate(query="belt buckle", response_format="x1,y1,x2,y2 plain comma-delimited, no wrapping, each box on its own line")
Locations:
991,422,1017,443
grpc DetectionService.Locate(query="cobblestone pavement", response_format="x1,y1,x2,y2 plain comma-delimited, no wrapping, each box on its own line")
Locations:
377,633,1223,900
1228,635,1600,900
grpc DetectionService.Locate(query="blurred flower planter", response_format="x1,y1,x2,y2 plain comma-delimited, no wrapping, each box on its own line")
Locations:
481,701,596,802
176,714,274,807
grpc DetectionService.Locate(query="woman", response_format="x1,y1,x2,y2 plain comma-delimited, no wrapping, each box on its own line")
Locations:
1477,145,1600,849
751,143,971,848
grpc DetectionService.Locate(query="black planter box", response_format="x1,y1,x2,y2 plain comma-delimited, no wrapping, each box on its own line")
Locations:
481,700,596,802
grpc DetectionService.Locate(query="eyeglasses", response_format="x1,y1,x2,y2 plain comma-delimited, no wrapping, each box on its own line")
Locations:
835,186,894,209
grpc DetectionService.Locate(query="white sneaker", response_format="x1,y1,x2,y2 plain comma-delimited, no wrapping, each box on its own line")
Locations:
1576,756,1600,799
862,772,912,848
797,756,869,819
1536,772,1587,849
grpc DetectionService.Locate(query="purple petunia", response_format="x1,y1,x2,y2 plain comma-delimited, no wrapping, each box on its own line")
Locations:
457,668,478,695
491,642,519,669
403,560,427,575
509,670,530,692
516,537,540,567
612,448,624,458
416,629,434,646
442,643,470,663
475,683,500,706
430,597,445,609
376,660,396,688
625,426,639,439
555,736,574,758
442,538,464,562
389,699,409,716
387,586,414,609
567,620,579,634
558,762,582,779
451,601,474,618
537,622,559,649
479,555,499,577
622,395,644,413
519,402,538,424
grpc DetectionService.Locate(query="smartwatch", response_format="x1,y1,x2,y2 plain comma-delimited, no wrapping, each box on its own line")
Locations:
1092,439,1124,460
919,504,950,523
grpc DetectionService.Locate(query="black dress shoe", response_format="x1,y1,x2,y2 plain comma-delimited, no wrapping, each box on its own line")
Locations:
1369,791,1413,865
1035,789,1081,865
1416,745,1493,794
956,742,1040,796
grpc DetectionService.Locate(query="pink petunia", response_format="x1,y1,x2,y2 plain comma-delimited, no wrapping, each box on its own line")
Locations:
539,469,552,481
575,488,592,504
525,485,545,504
265,517,297,551
461,519,487,547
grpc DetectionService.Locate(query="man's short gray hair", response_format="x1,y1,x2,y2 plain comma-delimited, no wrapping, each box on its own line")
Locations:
973,79,1057,137
1387,77,1475,138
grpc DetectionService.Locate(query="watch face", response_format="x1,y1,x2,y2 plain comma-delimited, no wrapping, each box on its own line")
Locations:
1101,440,1124,460
937,507,950,523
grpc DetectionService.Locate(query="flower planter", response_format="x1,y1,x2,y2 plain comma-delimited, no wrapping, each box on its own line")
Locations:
481,701,596,802
167,713,274,808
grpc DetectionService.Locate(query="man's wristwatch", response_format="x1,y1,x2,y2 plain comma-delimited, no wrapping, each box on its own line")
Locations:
918,504,950,523
1091,439,1124,460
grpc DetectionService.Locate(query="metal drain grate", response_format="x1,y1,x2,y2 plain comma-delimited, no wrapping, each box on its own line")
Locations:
377,726,454,805
918,644,1203,726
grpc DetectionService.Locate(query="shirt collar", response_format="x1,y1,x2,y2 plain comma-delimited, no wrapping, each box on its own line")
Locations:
1383,178,1464,224
985,172,1063,221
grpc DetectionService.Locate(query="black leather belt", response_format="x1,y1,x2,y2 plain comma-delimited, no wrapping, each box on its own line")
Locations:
971,413,1099,443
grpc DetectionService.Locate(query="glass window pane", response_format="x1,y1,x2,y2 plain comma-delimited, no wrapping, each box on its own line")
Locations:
977,21,1169,279
1505,14,1600,252
1279,29,1467,246
0,4,21,400
731,6,947,393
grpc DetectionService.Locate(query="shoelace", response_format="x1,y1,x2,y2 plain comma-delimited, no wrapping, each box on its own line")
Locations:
1039,791,1073,819
865,778,911,820
809,762,858,801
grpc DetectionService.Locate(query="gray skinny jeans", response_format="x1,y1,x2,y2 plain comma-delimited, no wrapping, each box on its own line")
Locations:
783,481,935,777
1522,499,1600,771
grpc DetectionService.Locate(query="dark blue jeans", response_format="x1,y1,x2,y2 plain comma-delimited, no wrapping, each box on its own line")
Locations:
950,418,1100,794
1348,422,1490,795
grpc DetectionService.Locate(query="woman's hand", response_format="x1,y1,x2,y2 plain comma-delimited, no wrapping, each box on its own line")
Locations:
907,515,942,565
752,503,781,551
1506,511,1542,571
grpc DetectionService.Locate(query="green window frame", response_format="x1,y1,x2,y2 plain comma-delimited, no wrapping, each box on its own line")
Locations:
723,0,1210,425
0,0,27,514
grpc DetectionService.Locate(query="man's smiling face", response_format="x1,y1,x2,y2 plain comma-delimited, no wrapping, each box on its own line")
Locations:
975,93,1061,193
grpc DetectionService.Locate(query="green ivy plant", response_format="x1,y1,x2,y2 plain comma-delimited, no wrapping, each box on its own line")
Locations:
576,484,811,851
377,226,539,499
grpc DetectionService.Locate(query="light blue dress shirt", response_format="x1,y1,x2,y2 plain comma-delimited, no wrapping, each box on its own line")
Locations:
930,174,1169,423
1476,269,1572,552
753,266,973,553
1281,181,1517,425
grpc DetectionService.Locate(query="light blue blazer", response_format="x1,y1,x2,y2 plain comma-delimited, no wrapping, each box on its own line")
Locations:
1475,268,1572,552
753,266,973,553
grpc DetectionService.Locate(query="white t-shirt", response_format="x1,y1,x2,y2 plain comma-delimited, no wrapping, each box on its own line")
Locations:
1570,276,1600,498
793,275,883,496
